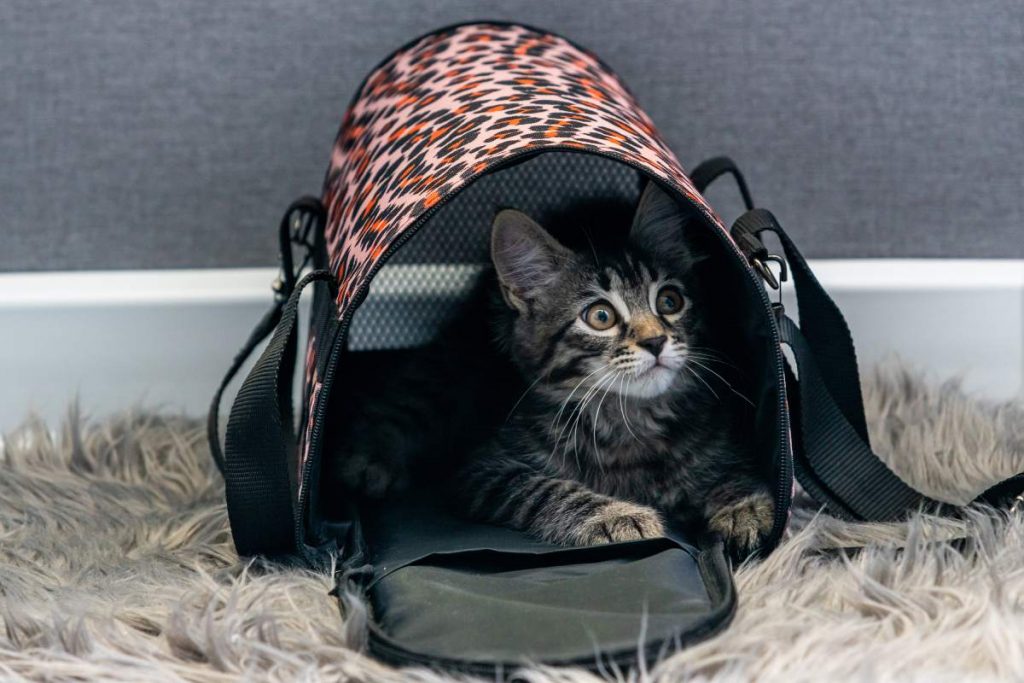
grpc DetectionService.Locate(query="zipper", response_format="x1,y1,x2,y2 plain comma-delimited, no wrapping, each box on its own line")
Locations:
766,306,793,547
295,183,457,553
296,147,794,555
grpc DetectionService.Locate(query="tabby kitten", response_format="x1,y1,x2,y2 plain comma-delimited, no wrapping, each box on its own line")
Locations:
332,182,774,557
459,182,774,557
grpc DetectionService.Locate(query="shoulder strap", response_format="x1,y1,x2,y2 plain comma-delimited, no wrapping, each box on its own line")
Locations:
207,303,283,474
693,158,1024,521
223,268,334,556
207,196,324,475
207,198,329,557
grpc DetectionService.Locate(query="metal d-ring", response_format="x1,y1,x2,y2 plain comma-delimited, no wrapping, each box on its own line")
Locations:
752,253,788,291
1010,493,1024,515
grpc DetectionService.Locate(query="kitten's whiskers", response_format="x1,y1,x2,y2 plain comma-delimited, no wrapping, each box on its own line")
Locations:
565,370,617,472
505,373,546,423
563,369,616,470
550,365,607,434
684,346,740,369
551,367,615,470
686,357,754,407
590,369,620,457
685,364,720,400
617,373,641,442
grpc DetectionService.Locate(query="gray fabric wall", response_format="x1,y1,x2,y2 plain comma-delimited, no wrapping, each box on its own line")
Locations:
2,0,1021,272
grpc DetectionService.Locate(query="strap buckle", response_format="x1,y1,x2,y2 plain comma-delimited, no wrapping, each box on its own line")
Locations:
289,206,317,253
1011,493,1024,515
271,274,289,303
729,209,789,293
753,253,788,316
275,197,326,302
752,253,788,290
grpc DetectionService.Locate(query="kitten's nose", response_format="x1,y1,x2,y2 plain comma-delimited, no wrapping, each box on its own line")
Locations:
637,335,667,357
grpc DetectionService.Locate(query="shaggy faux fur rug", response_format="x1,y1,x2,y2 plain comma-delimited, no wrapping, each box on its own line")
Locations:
2,365,1023,682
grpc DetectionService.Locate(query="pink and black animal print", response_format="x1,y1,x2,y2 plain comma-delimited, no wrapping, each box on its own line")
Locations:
302,23,744,525
321,22,726,318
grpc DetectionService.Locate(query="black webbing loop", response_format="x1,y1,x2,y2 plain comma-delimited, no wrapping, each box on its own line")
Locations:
278,196,325,296
770,216,872,441
779,313,1024,520
739,206,937,520
691,158,867,441
732,208,871,442
207,303,284,474
689,156,755,212
223,269,335,557
207,197,326,475
777,315,950,520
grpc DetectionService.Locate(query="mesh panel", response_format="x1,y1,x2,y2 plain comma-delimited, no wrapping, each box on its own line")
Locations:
348,152,642,351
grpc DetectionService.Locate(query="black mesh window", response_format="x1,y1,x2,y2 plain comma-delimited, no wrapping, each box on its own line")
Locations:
348,152,643,350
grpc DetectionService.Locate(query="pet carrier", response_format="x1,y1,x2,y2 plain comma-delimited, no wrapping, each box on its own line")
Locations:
209,22,1024,673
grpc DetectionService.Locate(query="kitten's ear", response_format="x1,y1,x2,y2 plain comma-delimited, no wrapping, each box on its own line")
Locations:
631,182,704,266
491,209,570,312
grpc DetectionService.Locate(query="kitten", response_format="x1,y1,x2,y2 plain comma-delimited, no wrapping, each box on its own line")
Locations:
331,182,774,558
459,182,774,557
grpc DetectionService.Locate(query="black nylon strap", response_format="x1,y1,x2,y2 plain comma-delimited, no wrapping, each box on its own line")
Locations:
223,269,334,557
207,197,325,475
733,209,870,442
780,313,1024,519
691,159,865,438
204,197,323,475
742,209,1024,520
778,315,948,520
207,302,283,474
695,157,1024,521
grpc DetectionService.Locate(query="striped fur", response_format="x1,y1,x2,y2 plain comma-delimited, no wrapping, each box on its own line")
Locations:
468,183,773,556
330,184,773,557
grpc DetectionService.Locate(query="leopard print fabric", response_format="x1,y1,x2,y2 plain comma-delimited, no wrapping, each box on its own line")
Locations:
301,23,732,520
322,22,725,317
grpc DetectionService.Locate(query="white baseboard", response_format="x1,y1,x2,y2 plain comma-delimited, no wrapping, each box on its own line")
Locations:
0,260,1021,432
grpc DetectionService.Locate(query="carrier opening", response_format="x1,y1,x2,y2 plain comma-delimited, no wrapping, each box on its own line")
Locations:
309,151,785,551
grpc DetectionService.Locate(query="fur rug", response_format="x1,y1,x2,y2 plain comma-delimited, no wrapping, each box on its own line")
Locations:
2,365,1023,682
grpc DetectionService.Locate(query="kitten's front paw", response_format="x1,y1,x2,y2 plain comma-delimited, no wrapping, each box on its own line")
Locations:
572,501,666,545
339,450,409,499
707,491,774,559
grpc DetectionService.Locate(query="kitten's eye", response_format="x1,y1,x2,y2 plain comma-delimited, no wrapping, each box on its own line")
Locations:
655,286,685,315
582,301,618,331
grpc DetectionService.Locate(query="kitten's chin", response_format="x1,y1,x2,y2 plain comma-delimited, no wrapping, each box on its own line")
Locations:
617,365,680,399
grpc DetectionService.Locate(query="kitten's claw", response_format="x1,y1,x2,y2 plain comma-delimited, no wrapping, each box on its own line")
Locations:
572,501,666,545
707,491,774,559
340,450,409,499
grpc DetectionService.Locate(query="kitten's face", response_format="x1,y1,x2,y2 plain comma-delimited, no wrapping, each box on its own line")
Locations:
492,182,706,401
539,253,698,399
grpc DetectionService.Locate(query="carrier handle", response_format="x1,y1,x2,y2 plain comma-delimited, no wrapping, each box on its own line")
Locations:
694,158,1024,520
207,197,325,474
206,197,327,557
207,304,284,474
220,268,335,556
689,156,755,212
692,158,870,440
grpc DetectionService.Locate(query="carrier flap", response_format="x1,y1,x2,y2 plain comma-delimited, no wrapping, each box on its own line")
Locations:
341,490,735,673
